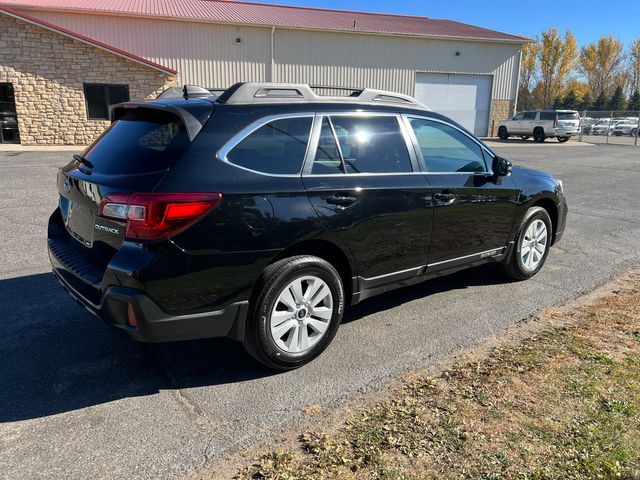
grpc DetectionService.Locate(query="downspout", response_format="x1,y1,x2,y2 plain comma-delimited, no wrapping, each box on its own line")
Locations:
269,26,276,82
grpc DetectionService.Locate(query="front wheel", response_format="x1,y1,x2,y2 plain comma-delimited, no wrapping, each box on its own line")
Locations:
498,126,509,140
243,256,345,370
503,207,552,280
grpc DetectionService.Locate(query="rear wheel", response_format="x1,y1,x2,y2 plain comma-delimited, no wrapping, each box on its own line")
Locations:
533,128,546,143
243,256,344,370
503,206,552,280
631,128,638,137
498,126,509,140
557,136,570,143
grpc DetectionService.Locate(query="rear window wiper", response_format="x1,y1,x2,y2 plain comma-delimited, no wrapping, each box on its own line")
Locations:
73,154,94,169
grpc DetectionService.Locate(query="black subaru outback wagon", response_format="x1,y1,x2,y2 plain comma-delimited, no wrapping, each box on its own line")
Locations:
48,82,567,370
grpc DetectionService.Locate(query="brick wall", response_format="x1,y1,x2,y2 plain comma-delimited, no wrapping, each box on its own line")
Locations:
0,13,177,145
488,99,515,137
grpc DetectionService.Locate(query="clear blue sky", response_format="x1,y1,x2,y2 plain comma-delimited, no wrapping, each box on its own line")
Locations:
267,0,639,47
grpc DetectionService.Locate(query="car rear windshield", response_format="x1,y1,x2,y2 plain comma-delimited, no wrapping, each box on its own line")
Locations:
82,109,190,175
557,112,579,120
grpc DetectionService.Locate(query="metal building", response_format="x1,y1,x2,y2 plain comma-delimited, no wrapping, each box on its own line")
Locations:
0,0,527,144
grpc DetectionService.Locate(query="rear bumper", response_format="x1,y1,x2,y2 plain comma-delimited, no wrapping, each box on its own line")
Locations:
553,127,579,137
50,258,248,342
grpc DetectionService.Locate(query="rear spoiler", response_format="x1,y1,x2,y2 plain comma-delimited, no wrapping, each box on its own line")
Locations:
110,101,213,141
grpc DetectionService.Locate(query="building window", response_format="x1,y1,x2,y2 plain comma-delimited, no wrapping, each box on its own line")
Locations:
0,83,20,144
83,84,130,120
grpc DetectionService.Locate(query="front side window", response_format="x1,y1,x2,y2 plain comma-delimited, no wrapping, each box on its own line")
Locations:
326,115,412,174
513,113,525,121
226,117,312,174
523,112,537,120
84,84,130,120
408,118,487,173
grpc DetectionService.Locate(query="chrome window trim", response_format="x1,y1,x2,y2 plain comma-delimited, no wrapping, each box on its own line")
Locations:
301,111,419,177
216,112,316,178
402,114,497,175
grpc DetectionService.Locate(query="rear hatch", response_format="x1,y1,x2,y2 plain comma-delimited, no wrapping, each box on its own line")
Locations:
557,112,580,128
57,100,213,251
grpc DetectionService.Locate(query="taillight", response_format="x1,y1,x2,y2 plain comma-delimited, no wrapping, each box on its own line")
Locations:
553,115,558,128
98,192,222,240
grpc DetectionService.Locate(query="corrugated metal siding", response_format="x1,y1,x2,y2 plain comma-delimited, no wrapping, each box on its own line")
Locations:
22,10,521,99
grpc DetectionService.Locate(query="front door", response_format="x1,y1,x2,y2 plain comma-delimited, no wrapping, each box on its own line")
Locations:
303,113,433,281
404,115,518,265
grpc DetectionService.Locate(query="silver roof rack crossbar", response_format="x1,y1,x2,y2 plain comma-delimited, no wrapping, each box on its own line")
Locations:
217,82,430,110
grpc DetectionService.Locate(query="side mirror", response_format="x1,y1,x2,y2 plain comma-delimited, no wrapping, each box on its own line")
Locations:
492,156,512,176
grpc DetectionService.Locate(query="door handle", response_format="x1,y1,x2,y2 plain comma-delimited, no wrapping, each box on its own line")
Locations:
434,192,456,204
326,195,358,208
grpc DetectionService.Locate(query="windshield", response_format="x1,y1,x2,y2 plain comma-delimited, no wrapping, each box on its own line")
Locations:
83,109,190,175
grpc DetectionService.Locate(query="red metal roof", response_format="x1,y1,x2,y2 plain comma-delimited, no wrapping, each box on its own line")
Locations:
0,6,178,74
0,0,527,42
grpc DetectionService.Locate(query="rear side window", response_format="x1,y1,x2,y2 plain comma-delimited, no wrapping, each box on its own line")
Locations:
227,117,312,174
408,118,487,173
540,112,555,121
558,112,579,120
328,116,412,174
312,118,343,174
84,109,190,175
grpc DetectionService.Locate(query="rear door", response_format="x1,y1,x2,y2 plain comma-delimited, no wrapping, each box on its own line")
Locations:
303,113,433,282
403,115,518,266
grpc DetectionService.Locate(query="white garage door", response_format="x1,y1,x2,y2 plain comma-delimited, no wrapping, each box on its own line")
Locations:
414,73,492,137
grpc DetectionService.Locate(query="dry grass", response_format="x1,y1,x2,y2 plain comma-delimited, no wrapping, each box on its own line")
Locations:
236,271,640,480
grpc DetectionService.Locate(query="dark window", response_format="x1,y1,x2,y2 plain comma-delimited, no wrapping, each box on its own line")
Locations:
312,117,344,174
557,112,579,120
83,84,130,120
523,112,537,120
513,113,525,121
83,109,190,175
540,112,556,121
328,116,412,174
0,83,20,144
408,118,487,173
227,117,312,174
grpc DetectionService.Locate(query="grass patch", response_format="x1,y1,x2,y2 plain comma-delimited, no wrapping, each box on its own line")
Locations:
236,273,640,480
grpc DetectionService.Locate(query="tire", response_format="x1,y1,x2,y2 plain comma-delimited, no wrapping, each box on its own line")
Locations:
520,136,530,140
631,128,637,137
557,136,570,143
533,128,546,143
498,126,509,140
503,206,553,280
242,255,345,370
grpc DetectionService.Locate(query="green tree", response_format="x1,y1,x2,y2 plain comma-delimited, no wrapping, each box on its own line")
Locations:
578,92,593,111
592,91,608,111
628,90,640,111
561,89,578,109
538,28,578,108
607,85,626,111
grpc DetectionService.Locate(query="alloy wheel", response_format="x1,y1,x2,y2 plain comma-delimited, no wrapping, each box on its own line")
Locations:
521,219,548,271
270,275,333,354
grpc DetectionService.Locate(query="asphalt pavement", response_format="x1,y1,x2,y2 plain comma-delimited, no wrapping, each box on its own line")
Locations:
1,141,640,479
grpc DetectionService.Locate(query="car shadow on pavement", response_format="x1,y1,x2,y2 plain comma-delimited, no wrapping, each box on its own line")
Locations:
0,264,511,422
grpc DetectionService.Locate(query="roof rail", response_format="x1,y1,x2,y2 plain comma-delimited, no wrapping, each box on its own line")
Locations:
216,82,430,110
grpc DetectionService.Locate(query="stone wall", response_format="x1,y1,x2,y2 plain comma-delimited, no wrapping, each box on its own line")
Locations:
0,13,177,145
488,99,515,137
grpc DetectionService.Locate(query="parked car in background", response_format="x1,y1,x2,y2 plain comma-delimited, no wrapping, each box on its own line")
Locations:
498,110,580,143
47,82,567,370
612,120,639,136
